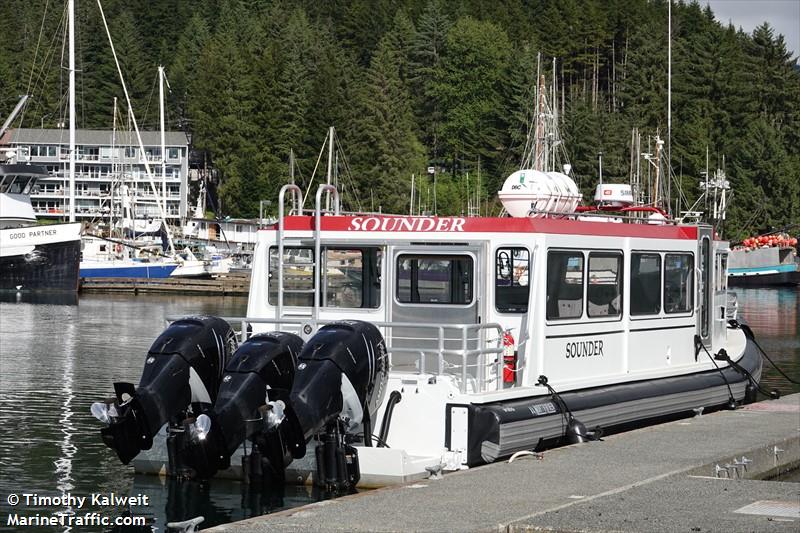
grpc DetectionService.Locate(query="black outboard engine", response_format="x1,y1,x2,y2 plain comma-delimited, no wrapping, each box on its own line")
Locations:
275,321,388,491
179,332,303,481
91,316,236,465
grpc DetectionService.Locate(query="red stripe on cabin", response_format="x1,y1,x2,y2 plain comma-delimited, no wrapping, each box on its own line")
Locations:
268,216,699,240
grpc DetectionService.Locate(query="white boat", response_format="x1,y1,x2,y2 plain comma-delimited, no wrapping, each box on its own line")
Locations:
97,178,762,490
94,68,762,489
79,235,178,279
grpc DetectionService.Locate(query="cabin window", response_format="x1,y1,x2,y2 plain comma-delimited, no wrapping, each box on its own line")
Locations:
495,247,530,313
664,253,694,313
546,251,584,320
587,252,622,318
630,253,661,315
396,255,473,305
715,253,728,291
268,246,381,308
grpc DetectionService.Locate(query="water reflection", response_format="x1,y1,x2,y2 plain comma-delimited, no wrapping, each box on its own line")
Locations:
0,291,78,306
117,476,324,532
55,319,78,532
736,288,800,396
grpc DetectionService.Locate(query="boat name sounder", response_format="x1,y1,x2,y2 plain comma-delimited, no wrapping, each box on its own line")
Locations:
348,216,466,232
565,340,604,358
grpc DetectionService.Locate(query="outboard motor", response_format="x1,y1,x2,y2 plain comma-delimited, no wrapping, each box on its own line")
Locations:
274,321,388,491
180,332,303,480
91,316,236,465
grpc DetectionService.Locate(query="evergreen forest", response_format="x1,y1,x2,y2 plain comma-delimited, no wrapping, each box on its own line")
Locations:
1,0,798,240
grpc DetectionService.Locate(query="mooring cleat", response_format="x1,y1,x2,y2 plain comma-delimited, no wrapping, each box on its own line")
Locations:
167,516,204,533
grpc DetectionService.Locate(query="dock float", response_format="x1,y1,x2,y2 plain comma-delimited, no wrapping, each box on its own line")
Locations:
209,394,800,533
79,271,250,296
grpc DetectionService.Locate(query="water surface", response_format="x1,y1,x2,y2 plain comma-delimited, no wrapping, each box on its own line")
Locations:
0,294,322,531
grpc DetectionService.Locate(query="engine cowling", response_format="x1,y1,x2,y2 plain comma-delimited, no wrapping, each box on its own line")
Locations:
181,331,303,478
91,316,236,464
283,321,389,454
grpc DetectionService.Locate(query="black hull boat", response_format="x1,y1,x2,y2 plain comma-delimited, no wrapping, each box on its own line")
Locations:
728,270,799,287
0,164,82,292
728,246,800,287
0,238,81,291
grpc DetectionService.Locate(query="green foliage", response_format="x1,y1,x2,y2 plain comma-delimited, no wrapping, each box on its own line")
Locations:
0,0,798,236
434,16,512,193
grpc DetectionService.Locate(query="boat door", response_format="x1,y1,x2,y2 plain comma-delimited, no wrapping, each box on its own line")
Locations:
388,245,483,373
697,225,713,348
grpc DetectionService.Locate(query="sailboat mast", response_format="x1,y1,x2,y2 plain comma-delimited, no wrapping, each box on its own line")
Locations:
68,0,76,223
96,0,175,255
326,126,333,211
159,66,166,216
111,97,116,233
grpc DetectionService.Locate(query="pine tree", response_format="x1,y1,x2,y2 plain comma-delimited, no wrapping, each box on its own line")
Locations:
409,0,452,162
350,34,425,214
434,16,512,189
169,13,211,130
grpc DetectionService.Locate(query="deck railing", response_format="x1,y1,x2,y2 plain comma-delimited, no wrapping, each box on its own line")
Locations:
165,315,504,394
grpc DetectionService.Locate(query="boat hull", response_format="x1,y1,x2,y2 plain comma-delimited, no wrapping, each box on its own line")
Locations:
0,230,81,291
464,329,762,465
80,262,178,279
728,246,799,286
131,327,762,486
728,268,799,287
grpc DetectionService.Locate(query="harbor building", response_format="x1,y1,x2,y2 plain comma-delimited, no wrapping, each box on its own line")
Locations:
0,128,189,224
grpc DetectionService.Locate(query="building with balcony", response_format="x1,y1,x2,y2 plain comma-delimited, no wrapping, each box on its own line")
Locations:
0,128,189,224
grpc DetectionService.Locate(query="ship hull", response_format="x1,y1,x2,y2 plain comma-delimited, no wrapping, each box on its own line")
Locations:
0,223,82,291
728,268,799,287
79,262,178,278
0,239,81,291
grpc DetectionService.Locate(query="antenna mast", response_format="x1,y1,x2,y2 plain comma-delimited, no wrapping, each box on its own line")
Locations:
667,0,672,214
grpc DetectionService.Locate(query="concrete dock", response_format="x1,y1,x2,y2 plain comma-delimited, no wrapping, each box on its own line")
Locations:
209,394,799,533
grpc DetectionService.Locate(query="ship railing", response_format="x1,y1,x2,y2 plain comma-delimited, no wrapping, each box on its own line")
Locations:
165,316,505,394
726,291,738,321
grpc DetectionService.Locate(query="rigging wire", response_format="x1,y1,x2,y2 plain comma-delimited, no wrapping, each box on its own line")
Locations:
332,129,363,212
302,136,328,206
16,1,65,132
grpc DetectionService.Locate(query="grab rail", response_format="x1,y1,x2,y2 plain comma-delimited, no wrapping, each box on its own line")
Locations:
165,315,504,394
313,185,340,323
277,184,303,326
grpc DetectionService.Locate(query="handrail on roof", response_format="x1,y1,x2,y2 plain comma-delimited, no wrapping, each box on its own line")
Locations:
313,185,340,322
277,184,304,324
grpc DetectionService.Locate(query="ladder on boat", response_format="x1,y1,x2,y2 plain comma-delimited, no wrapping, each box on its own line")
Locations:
275,184,340,327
